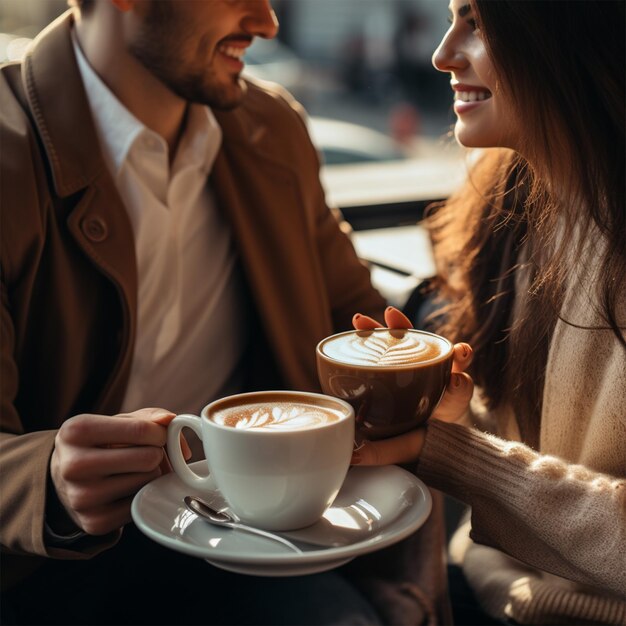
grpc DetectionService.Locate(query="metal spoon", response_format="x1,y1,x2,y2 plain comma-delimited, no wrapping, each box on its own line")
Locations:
183,496,303,554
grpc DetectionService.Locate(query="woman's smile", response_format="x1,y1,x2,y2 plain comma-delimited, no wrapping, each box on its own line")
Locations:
432,0,519,149
452,82,493,114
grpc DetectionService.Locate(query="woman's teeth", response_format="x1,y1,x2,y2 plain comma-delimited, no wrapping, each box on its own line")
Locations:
456,91,491,103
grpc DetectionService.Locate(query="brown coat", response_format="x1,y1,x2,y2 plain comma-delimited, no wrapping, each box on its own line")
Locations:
0,12,449,624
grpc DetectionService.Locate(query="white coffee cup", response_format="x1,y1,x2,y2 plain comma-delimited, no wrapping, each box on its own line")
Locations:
167,390,355,531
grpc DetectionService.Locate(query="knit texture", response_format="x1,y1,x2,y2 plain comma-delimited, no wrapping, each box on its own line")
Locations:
417,235,626,624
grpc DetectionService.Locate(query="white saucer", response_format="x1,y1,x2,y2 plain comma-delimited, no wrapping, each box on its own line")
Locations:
131,462,431,577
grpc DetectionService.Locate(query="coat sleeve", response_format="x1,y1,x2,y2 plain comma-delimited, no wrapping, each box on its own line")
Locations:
0,279,55,557
0,85,63,558
0,67,119,562
1,252,120,562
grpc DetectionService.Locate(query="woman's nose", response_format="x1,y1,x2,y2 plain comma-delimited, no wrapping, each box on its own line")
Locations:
432,30,466,73
242,0,279,40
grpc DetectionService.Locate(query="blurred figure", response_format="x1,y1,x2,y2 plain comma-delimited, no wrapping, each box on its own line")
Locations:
393,7,428,104
340,4,400,104
393,4,449,113
389,101,421,147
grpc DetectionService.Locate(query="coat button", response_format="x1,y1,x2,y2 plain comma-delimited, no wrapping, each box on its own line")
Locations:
81,216,108,242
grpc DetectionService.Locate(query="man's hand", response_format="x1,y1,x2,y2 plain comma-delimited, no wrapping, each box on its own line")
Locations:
351,307,474,466
50,408,177,536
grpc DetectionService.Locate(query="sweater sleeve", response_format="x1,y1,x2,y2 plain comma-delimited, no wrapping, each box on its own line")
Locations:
417,419,626,597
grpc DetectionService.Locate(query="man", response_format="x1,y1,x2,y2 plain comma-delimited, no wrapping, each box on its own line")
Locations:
0,1,449,624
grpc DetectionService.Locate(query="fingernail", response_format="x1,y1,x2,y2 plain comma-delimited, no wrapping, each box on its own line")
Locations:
149,409,167,418
351,453,362,465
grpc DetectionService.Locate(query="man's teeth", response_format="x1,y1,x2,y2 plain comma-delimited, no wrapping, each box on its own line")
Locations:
220,46,246,60
456,91,491,102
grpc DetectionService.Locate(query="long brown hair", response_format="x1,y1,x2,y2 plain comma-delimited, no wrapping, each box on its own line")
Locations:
426,1,625,447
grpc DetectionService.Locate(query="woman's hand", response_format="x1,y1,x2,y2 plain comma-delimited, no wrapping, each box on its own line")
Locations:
351,306,474,466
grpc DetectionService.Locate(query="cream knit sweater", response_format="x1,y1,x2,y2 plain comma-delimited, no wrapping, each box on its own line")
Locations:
417,237,626,624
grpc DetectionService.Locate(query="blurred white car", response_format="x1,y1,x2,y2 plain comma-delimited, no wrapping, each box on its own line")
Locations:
307,117,407,166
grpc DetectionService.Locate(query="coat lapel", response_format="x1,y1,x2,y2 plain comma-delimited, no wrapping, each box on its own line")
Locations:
22,11,103,197
212,111,333,392
23,12,138,411
64,181,138,413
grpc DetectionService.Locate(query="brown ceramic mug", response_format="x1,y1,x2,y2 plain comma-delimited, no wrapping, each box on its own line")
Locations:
316,328,454,441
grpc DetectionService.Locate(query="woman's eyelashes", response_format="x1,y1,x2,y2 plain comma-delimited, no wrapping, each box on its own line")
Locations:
446,12,480,33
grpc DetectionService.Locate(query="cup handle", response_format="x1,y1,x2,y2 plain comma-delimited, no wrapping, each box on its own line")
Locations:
166,414,213,490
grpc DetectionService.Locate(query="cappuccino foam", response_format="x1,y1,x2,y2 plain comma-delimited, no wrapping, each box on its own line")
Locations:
212,401,342,431
321,329,448,367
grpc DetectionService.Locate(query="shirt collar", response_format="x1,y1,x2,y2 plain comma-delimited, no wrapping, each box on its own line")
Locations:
72,31,143,175
173,103,222,178
71,30,221,178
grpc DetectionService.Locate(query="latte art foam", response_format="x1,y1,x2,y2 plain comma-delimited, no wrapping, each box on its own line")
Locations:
212,402,341,431
321,329,447,367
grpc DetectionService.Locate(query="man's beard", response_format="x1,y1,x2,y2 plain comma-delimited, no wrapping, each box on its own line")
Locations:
128,1,246,110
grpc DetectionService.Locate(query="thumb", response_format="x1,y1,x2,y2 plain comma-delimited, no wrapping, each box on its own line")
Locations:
352,428,425,466
432,372,474,423
128,407,176,426
138,409,194,461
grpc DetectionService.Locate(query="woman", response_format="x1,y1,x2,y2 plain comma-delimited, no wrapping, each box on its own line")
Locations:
354,1,626,624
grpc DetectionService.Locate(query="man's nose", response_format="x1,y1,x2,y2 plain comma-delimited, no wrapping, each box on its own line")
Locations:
242,0,279,39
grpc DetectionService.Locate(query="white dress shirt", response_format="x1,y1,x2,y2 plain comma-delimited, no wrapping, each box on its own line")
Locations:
73,35,250,414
